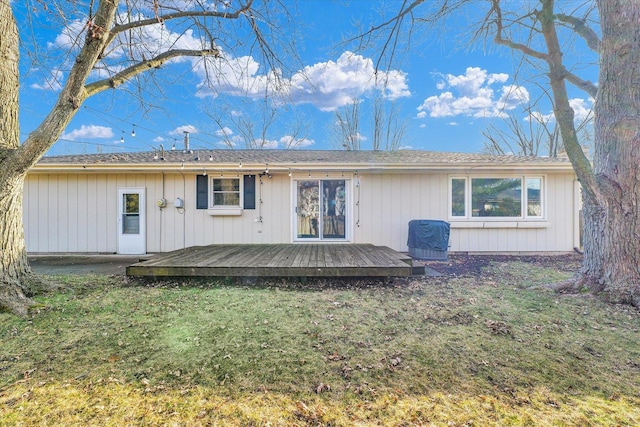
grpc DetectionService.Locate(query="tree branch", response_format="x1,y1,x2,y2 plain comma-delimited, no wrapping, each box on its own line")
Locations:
105,1,254,46
492,1,598,98
564,70,598,98
538,0,600,203
556,13,601,52
84,48,220,97
357,0,426,40
16,0,119,173
491,0,548,61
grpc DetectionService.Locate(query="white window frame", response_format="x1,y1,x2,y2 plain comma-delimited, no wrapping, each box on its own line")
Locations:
208,177,243,216
448,175,546,221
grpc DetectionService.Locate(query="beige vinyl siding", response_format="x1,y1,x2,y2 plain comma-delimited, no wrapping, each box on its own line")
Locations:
354,172,447,251
24,173,156,253
355,171,577,253
24,169,577,254
161,173,290,251
24,172,291,253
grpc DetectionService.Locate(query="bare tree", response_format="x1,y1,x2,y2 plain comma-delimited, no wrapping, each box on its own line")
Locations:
334,95,407,151
334,99,362,150
206,99,311,149
482,101,593,158
372,94,407,151
482,112,557,156
371,0,640,306
0,0,292,315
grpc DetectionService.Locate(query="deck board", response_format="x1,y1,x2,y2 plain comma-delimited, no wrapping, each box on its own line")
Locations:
126,244,412,278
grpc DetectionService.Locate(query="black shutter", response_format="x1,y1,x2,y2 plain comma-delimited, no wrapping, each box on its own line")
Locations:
196,175,208,209
243,175,256,210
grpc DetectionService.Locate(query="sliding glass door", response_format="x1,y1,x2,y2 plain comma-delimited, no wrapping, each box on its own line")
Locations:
295,179,347,240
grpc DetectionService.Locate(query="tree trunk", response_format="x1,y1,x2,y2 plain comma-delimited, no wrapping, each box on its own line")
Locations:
0,0,35,316
582,0,640,306
0,172,36,316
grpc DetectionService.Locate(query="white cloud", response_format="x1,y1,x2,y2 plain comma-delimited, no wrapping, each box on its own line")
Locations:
153,136,165,142
61,125,113,141
498,85,530,110
215,127,234,137
354,132,367,142
48,20,86,50
255,138,279,149
30,69,65,92
417,67,529,119
569,98,593,122
195,51,410,111
280,135,315,148
170,125,198,135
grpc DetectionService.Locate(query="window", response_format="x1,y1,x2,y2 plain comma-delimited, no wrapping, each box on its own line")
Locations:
450,176,544,219
212,178,240,207
196,174,255,214
451,178,466,217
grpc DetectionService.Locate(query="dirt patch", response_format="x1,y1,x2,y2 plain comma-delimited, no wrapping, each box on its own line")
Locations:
419,253,583,277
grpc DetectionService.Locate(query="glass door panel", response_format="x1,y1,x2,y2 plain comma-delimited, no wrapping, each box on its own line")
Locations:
297,180,320,238
321,180,346,239
296,179,347,240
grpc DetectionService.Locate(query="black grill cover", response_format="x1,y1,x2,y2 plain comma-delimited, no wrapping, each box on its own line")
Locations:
407,220,450,251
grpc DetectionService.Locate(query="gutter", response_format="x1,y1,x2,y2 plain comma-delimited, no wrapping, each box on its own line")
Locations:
29,161,575,174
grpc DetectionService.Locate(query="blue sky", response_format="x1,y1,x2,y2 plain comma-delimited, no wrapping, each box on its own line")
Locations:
16,0,597,156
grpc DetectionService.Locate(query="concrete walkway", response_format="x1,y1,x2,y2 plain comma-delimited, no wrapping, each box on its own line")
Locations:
28,255,143,275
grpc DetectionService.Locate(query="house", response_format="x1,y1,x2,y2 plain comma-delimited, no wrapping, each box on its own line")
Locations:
23,149,581,255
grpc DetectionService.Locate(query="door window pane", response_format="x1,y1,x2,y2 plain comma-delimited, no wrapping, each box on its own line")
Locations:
124,193,139,214
322,180,346,239
122,193,140,234
297,181,320,238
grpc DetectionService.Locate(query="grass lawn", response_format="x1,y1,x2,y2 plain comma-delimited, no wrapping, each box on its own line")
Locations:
1,254,639,426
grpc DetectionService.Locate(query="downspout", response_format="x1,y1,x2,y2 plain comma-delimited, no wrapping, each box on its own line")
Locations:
160,171,165,252
573,178,583,253
176,169,186,249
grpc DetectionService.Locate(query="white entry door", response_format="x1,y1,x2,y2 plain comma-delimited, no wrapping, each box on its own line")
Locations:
117,188,146,254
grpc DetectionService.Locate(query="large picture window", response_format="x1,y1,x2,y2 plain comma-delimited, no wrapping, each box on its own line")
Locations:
450,176,544,219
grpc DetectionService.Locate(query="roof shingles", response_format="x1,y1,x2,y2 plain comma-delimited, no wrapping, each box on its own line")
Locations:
37,149,570,168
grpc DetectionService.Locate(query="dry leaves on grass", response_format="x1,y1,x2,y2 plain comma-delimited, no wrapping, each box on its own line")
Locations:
485,319,512,335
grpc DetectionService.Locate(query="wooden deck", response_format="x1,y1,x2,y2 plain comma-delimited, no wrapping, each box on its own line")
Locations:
126,244,412,278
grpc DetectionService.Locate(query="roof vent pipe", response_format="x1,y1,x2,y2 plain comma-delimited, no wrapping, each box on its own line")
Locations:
183,131,190,152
